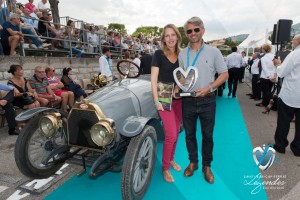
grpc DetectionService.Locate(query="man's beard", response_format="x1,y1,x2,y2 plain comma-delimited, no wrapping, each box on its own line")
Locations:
189,34,202,43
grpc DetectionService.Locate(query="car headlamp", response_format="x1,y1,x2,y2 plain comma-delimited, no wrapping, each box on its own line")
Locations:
39,113,61,138
90,120,114,147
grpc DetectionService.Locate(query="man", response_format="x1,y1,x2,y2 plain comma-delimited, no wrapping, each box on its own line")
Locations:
38,10,57,38
140,48,152,74
226,46,243,97
178,16,228,184
273,34,300,157
99,47,112,81
0,13,24,55
239,51,247,83
28,66,61,108
250,52,261,100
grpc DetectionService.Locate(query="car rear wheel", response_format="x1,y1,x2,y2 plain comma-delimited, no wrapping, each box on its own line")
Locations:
14,114,68,179
121,125,157,200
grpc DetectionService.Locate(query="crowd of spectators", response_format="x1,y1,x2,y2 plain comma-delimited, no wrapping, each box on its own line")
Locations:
0,0,161,57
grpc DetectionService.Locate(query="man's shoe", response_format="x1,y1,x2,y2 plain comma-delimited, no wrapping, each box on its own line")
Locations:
239,81,244,83
203,166,214,184
273,144,285,154
228,92,231,97
8,128,19,135
290,145,300,157
232,95,236,98
183,163,198,177
246,93,252,96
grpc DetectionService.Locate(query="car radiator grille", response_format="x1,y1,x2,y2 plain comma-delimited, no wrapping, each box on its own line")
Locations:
68,109,100,149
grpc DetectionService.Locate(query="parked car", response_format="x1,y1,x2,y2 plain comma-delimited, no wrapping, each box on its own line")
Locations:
14,61,165,200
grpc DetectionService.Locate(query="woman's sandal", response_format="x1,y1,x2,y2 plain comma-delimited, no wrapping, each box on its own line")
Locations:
170,160,181,171
163,170,174,183
255,103,264,107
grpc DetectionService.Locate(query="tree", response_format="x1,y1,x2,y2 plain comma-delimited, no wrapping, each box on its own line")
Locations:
49,0,60,23
132,26,161,37
177,27,188,47
108,23,127,35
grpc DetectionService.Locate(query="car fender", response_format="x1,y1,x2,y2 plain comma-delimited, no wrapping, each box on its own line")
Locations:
15,107,57,122
120,116,164,139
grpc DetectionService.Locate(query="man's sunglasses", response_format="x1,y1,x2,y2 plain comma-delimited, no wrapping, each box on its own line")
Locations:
186,28,201,34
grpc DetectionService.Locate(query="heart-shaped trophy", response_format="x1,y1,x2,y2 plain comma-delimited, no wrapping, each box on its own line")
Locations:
173,66,198,97
253,144,276,171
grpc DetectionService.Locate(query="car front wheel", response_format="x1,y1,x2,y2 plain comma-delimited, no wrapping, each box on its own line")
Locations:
121,125,157,200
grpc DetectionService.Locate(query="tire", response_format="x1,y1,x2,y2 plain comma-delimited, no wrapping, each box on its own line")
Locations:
121,125,157,200
14,113,68,179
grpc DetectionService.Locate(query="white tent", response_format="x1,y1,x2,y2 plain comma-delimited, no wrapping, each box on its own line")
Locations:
238,26,276,56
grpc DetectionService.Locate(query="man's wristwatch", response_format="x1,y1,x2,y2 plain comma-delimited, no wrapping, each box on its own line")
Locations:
209,85,214,93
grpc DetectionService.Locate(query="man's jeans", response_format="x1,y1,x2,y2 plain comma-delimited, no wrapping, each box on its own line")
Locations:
182,95,216,167
21,27,42,47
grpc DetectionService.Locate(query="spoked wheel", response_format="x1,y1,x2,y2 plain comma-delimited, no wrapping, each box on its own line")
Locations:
117,60,141,78
14,113,68,179
121,125,157,200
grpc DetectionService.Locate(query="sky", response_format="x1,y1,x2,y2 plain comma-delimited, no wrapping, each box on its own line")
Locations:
17,0,300,41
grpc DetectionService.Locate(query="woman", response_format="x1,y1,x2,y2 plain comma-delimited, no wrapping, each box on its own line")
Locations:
61,68,87,101
151,24,182,183
256,44,277,113
46,67,74,112
7,64,40,109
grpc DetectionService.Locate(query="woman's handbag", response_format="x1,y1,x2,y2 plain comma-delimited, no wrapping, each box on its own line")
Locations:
22,93,35,105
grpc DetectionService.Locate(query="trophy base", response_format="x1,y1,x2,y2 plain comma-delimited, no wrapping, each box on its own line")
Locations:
175,91,196,97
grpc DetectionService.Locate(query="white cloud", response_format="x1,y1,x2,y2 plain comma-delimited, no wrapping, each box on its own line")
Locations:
18,0,300,40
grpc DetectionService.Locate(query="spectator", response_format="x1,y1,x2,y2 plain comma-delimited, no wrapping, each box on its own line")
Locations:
25,0,37,14
64,20,82,57
99,46,112,80
37,0,50,12
132,53,141,67
87,26,99,53
7,64,40,109
140,48,152,74
0,13,24,55
61,67,87,101
38,10,59,47
28,66,61,107
0,0,10,24
0,25,3,55
239,51,247,83
46,66,74,112
256,44,277,108
0,84,19,135
250,52,261,101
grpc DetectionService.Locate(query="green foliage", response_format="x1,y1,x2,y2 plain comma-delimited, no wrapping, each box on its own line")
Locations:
132,26,188,47
224,39,241,47
178,27,188,47
108,23,127,35
132,26,161,37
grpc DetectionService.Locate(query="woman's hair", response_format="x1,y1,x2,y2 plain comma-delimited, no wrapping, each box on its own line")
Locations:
7,64,22,75
261,44,272,53
62,67,72,75
160,24,182,56
67,20,73,26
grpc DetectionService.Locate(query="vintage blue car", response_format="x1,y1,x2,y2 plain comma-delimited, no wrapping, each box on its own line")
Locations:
14,61,164,200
